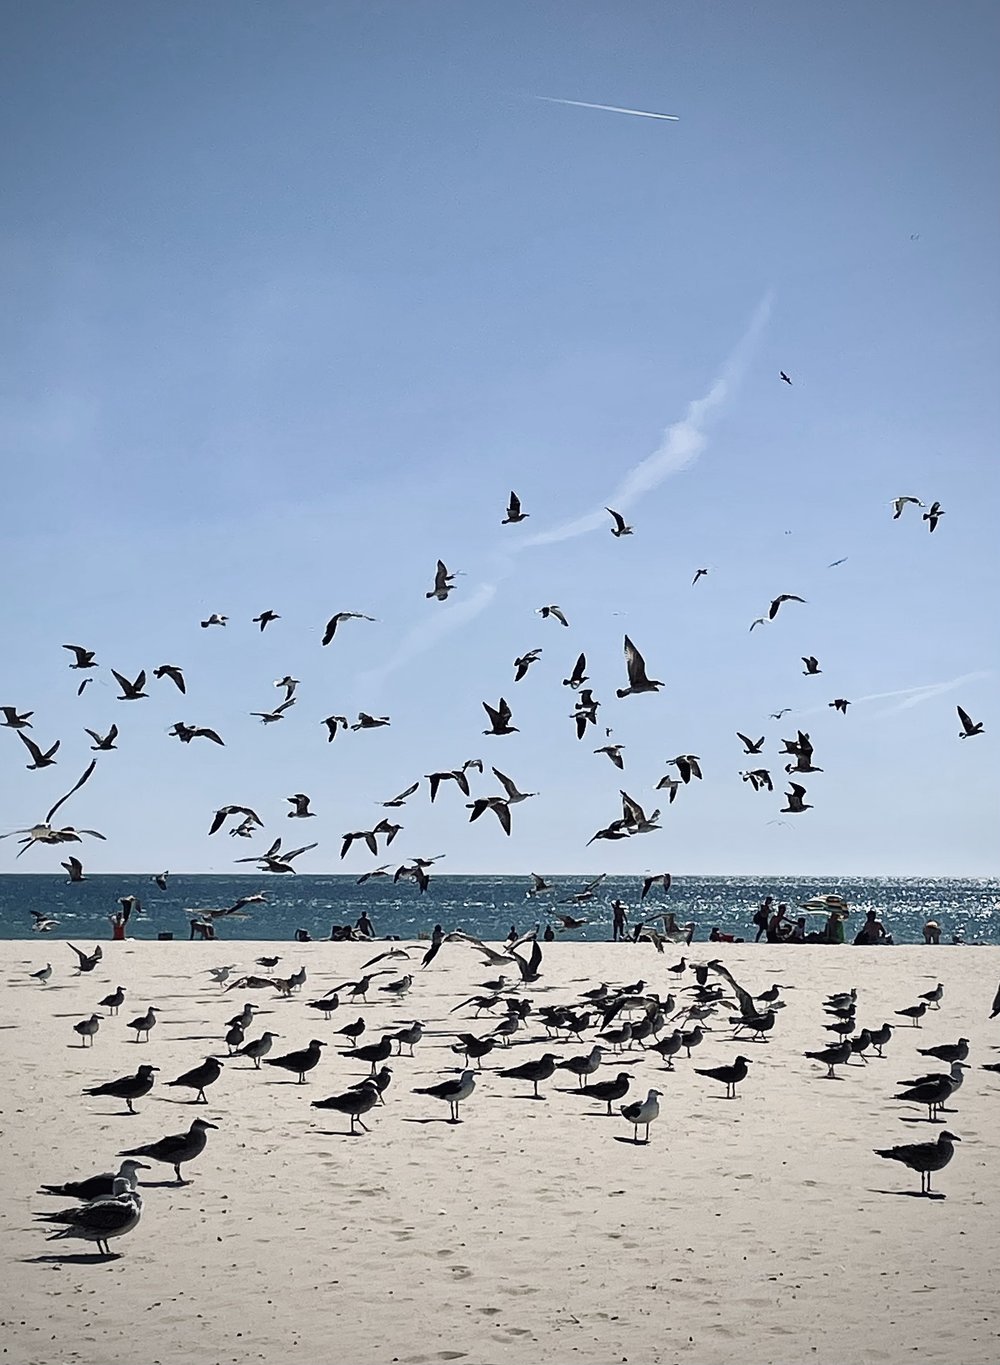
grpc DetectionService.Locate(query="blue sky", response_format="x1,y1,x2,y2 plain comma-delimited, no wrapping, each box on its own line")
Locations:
1,1,997,876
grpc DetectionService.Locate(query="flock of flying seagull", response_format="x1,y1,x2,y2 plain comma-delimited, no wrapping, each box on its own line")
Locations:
0,480,985,904
29,941,1000,1255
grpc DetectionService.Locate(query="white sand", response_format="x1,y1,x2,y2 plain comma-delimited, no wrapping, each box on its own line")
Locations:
4,938,1000,1365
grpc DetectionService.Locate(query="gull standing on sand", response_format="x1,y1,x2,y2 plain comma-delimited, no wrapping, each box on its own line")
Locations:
620,1089,662,1143
121,1118,218,1184
238,1032,280,1068
128,1006,157,1043
166,1057,223,1104
311,1080,382,1134
42,1179,143,1257
73,1014,102,1047
874,1131,960,1195
39,1159,149,1201
695,1056,752,1099
413,1069,477,1123
264,1039,326,1083
84,1065,159,1114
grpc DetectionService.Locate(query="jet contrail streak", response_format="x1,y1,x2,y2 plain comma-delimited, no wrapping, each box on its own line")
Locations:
359,295,771,688
535,96,680,121
791,671,991,719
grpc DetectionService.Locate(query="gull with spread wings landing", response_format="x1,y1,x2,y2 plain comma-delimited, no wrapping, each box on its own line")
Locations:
235,837,318,874
616,637,663,698
1,759,104,856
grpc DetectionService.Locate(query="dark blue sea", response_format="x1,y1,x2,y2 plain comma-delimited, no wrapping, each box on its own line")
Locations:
2,873,998,945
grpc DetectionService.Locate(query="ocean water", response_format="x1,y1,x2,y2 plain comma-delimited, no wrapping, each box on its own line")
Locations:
2,873,998,946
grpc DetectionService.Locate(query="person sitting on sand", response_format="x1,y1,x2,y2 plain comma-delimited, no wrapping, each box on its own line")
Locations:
709,926,741,943
789,916,806,943
506,923,519,943
766,903,787,942
922,919,941,945
355,912,375,939
189,917,214,940
294,928,312,942
543,924,555,942
854,909,886,945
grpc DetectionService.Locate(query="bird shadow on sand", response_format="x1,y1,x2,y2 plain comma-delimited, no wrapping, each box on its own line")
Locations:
139,1178,190,1188
401,1116,463,1125
172,1034,220,1043
898,1116,943,1126
870,1188,947,1200
313,1128,367,1139
612,1135,650,1146
24,1251,123,1264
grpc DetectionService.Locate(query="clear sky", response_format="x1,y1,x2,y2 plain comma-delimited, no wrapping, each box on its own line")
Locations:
1,1,998,877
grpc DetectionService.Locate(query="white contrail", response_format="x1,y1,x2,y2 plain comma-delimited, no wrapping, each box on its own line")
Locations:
791,671,991,719
523,292,773,549
359,296,771,689
536,96,679,121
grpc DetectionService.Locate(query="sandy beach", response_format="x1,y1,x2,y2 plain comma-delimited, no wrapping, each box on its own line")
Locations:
4,938,999,1365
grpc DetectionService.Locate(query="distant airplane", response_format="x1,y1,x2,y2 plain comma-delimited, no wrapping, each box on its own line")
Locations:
535,96,679,122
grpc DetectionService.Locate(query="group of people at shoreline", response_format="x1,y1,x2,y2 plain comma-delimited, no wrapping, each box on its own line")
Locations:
98,893,958,947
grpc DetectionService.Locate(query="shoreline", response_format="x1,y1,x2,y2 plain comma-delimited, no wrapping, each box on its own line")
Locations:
6,938,1000,1364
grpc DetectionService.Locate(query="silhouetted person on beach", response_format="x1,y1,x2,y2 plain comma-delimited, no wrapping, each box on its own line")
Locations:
612,900,628,941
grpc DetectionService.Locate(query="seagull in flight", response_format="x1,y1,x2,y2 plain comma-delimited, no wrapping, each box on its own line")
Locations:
251,699,295,724
781,783,812,814
616,636,663,698
802,656,821,675
322,715,349,742
537,604,569,627
18,733,60,769
322,612,377,645
736,733,764,755
153,665,186,694
892,496,924,519
85,725,118,751
562,652,588,689
482,698,518,735
692,568,709,585
607,507,633,538
169,722,224,745
502,491,528,524
1,706,33,728
381,782,419,808
286,793,316,819
923,500,945,533
0,759,104,855
491,767,536,804
208,805,263,836
63,645,98,670
111,669,148,700
252,610,280,631
779,371,792,385
594,743,625,769
768,594,806,620
426,560,457,601
957,706,984,739
467,795,513,836
513,649,542,681
200,614,227,628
